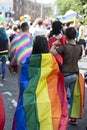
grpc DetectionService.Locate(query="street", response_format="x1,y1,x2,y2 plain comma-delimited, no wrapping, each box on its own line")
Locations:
0,56,87,130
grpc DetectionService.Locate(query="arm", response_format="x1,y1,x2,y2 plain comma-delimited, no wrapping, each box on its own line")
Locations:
50,44,58,55
78,27,82,41
50,41,65,56
79,46,83,60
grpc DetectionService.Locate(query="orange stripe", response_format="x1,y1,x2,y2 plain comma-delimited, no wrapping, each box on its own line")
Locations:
78,73,85,117
47,55,62,130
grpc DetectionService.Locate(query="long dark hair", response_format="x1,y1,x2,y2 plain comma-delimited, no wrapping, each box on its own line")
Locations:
32,35,49,54
52,21,63,35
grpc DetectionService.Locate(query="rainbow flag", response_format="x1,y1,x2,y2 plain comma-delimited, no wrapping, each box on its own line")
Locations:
12,53,68,130
69,73,85,118
56,12,81,23
9,33,33,65
0,94,5,130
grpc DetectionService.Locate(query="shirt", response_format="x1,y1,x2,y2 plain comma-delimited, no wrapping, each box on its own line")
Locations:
56,43,82,73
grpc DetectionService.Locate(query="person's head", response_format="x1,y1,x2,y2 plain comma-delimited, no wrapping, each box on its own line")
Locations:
34,18,43,26
32,35,49,54
38,20,43,26
20,22,29,32
65,27,76,40
78,21,83,27
79,21,83,25
52,21,63,35
12,25,18,32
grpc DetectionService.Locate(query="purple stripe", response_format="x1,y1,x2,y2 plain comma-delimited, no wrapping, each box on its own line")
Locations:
18,51,32,64
19,34,30,42
11,36,20,46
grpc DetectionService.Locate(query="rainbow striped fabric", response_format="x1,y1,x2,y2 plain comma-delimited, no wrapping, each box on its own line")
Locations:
68,73,85,118
0,94,5,130
12,53,68,130
9,33,33,65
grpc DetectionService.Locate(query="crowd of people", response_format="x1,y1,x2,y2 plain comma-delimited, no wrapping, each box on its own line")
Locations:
0,17,87,130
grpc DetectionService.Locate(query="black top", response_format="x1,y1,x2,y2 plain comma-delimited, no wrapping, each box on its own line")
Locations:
0,35,8,53
56,43,82,73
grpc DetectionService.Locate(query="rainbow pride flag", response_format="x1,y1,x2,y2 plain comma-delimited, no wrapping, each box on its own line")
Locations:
0,94,5,130
9,33,33,65
12,53,68,130
68,73,85,118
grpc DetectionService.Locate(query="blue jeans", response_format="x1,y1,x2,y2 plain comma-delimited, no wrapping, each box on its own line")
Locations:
63,73,78,97
0,57,6,78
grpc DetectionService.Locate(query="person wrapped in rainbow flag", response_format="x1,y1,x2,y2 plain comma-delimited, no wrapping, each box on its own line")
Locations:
50,27,85,125
9,22,33,73
12,35,68,130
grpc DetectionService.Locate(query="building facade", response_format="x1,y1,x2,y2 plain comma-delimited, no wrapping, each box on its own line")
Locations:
13,0,52,21
0,0,53,22
13,0,25,20
0,0,13,21
0,0,13,13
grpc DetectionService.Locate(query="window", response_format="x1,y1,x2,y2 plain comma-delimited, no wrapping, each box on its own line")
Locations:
16,6,19,12
19,8,22,14
20,0,22,4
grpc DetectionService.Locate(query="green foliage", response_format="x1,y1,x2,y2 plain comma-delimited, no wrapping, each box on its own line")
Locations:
55,0,87,23
83,4,87,24
56,0,83,15
79,0,87,5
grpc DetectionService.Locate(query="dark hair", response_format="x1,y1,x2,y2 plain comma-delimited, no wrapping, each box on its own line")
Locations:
80,21,83,25
21,22,29,32
13,26,18,32
17,24,21,30
65,27,76,40
66,22,71,27
32,35,49,54
52,21,63,35
38,21,43,26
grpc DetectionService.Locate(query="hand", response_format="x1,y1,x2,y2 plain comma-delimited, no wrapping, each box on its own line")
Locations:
52,40,61,45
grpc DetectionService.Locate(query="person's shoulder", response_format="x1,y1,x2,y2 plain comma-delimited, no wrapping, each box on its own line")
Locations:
76,44,82,49
11,34,20,43
62,43,73,49
48,36,58,44
49,35,56,40
63,43,69,46
20,33,33,40
59,35,66,44
9,33,16,42
14,33,20,39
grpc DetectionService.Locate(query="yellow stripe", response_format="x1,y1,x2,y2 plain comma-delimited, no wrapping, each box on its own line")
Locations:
36,54,53,130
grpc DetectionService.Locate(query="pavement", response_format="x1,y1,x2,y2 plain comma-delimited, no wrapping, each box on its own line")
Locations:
0,56,87,130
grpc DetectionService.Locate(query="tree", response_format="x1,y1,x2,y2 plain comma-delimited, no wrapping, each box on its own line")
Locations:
56,0,83,15
83,3,87,23
79,0,87,5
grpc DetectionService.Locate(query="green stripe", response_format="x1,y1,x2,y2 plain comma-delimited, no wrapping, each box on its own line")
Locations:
69,78,80,118
23,54,42,130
